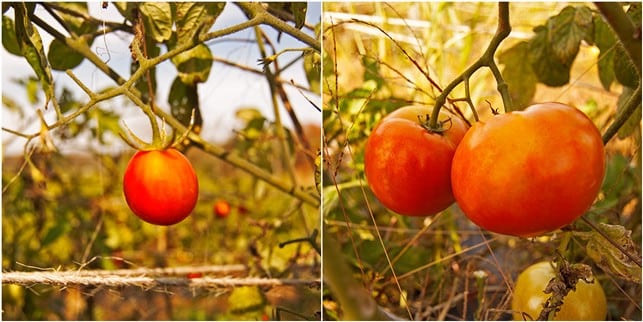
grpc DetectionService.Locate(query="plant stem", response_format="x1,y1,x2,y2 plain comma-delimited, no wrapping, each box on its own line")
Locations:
594,2,642,75
236,2,321,53
602,84,642,144
20,7,321,208
429,2,512,128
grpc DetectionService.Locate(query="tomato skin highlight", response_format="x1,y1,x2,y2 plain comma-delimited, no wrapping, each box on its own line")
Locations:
451,102,605,237
123,149,199,225
512,261,607,321
364,105,468,216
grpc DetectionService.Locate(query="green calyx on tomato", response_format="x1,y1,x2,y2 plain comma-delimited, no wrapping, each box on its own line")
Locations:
512,261,607,321
123,148,199,225
451,102,605,237
364,105,468,217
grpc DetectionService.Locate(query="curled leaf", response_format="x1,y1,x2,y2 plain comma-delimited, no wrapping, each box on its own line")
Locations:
580,223,642,284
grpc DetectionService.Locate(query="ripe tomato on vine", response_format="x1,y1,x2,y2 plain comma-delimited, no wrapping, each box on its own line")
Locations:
123,148,199,226
451,102,605,237
364,105,468,217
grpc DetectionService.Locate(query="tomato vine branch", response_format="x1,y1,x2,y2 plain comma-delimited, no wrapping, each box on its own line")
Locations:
7,2,322,208
602,84,642,145
594,2,642,75
429,2,513,129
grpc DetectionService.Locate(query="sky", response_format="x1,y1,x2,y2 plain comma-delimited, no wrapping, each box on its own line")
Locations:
2,2,322,156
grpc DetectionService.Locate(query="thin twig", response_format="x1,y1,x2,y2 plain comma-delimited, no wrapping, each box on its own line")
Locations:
430,2,513,128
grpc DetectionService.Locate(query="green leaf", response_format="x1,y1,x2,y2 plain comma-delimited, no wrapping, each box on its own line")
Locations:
113,2,138,22
303,50,321,95
498,41,538,111
3,94,24,117
41,221,69,247
52,2,96,36
528,25,571,87
173,2,225,43
613,44,640,88
291,2,307,29
593,15,617,90
130,57,157,103
546,6,593,63
228,286,266,313
236,107,264,123
48,39,85,70
89,108,123,144
168,76,202,130
171,43,213,84
2,16,21,56
581,223,642,284
616,86,642,139
14,3,54,105
139,2,173,43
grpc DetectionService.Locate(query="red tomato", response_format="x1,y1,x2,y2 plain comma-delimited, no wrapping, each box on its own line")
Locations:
364,105,468,216
451,102,605,237
512,261,607,320
123,148,199,225
186,272,203,279
213,199,231,218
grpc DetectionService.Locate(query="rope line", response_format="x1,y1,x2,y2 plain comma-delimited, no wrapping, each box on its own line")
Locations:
3,271,320,288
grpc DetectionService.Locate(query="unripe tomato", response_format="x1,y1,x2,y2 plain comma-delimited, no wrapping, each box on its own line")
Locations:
123,148,199,225
364,105,468,216
512,261,607,320
451,103,605,237
213,199,231,218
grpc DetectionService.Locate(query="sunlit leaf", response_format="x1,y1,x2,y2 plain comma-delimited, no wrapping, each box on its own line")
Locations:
139,2,172,43
304,50,321,95
14,3,54,105
171,43,213,84
173,2,225,42
228,286,266,313
546,6,593,63
236,107,264,123
51,2,96,36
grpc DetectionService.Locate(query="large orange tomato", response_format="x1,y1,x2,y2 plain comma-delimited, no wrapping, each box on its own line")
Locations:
451,102,605,237
512,261,607,320
123,148,199,225
364,105,468,216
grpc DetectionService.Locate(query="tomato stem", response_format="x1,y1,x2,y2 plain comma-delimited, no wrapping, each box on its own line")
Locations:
429,2,513,128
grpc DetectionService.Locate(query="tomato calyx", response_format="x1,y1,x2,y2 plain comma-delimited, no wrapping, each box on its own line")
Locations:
539,259,596,320
119,108,197,151
418,114,452,134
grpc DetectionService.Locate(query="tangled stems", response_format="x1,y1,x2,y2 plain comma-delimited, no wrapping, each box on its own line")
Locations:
428,2,512,130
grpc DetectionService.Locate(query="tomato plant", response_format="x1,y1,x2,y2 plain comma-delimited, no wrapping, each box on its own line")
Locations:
213,199,231,218
451,102,605,237
512,261,607,320
364,105,468,216
123,148,199,225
